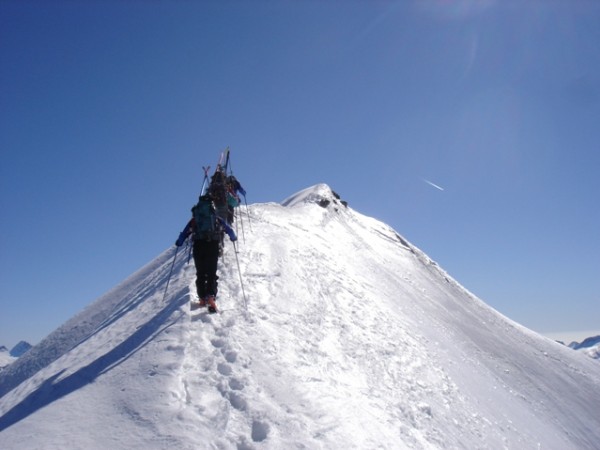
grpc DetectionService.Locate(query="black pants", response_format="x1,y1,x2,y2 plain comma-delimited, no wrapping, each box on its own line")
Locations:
193,239,220,299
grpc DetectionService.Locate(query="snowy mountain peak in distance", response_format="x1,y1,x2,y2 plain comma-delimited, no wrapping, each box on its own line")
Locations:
281,183,347,209
1,186,600,449
9,342,32,358
569,335,600,350
568,335,600,360
0,348,15,371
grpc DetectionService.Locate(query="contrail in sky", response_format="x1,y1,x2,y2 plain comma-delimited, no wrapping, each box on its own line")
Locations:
422,178,445,191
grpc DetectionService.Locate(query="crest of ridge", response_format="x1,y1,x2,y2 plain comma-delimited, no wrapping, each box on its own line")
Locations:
281,184,345,208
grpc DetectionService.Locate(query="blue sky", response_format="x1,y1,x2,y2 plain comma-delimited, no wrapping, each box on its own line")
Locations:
1,0,599,348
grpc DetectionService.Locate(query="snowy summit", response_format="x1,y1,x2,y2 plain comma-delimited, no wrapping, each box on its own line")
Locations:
281,183,347,209
0,184,599,449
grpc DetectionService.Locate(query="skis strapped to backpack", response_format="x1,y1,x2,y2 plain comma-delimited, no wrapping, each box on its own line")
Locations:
188,148,248,314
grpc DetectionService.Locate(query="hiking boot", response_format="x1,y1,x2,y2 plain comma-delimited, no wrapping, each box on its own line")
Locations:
206,296,217,314
198,298,208,307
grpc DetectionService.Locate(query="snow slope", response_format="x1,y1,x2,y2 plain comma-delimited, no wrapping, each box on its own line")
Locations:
1,184,599,449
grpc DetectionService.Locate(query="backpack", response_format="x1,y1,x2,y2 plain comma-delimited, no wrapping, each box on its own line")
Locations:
191,196,220,241
209,170,228,208
209,170,239,225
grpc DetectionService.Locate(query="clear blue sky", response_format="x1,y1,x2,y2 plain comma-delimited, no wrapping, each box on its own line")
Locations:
1,0,599,348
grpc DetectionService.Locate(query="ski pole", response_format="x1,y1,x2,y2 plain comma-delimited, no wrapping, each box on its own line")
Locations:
162,246,179,303
243,195,253,232
232,241,248,310
186,237,193,264
229,156,252,234
236,203,246,244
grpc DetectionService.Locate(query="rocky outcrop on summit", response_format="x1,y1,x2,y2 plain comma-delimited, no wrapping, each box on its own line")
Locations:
281,183,347,209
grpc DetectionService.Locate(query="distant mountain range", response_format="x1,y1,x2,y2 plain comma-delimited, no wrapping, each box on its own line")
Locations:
565,336,600,360
8,341,32,358
0,342,32,370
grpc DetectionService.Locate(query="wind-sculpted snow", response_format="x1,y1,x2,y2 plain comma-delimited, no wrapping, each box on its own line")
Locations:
1,184,599,449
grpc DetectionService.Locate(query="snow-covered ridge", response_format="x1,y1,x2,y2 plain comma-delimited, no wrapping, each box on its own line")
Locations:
281,183,347,209
0,251,176,398
1,184,599,449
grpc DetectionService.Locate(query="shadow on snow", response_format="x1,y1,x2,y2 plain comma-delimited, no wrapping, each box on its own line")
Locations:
0,288,188,432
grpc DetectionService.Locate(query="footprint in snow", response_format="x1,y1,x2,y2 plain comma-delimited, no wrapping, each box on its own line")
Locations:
251,420,269,442
228,391,247,411
217,362,233,376
211,338,227,348
223,350,237,363
228,377,244,391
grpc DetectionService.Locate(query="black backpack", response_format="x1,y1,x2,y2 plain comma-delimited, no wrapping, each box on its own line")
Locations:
191,196,219,241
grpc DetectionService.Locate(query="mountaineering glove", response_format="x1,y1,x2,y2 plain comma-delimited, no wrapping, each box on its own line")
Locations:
175,230,188,247
237,184,247,197
175,221,194,247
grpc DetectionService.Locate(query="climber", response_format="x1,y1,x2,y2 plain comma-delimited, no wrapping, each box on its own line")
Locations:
176,192,237,313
